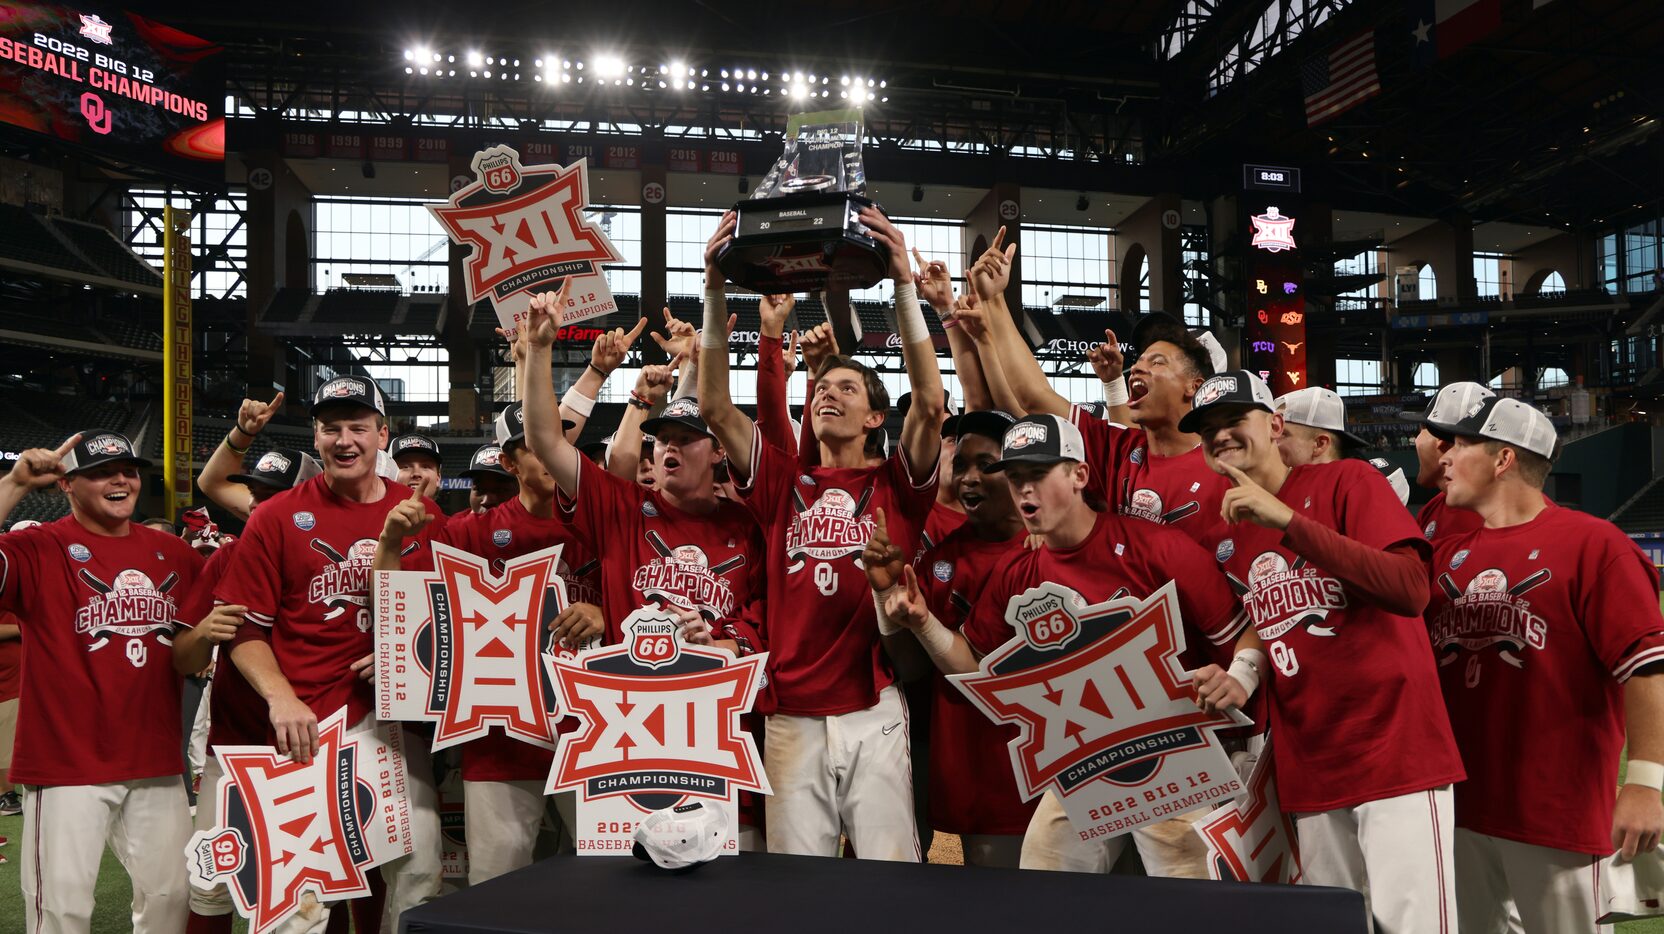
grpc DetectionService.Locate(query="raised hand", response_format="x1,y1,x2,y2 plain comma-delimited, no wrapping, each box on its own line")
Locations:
1087,328,1124,384
1218,462,1294,529
953,290,990,343
650,306,697,361
549,602,605,650
703,211,738,284
4,434,82,491
800,322,840,375
524,281,569,349
1191,663,1249,713
859,206,912,283
782,329,801,379
380,484,435,541
639,352,686,405
860,507,907,593
237,391,286,437
970,226,1017,301
759,293,796,338
594,317,649,374
912,248,953,313
882,565,930,631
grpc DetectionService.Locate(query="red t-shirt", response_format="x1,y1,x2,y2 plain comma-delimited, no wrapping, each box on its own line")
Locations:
1070,407,1231,547
1214,460,1464,812
0,612,20,702
202,541,269,755
558,454,764,647
1418,491,1484,543
961,510,1246,664
0,517,209,785
406,496,600,783
920,500,967,553
217,475,444,728
917,523,1036,835
1428,505,1664,854
737,429,938,716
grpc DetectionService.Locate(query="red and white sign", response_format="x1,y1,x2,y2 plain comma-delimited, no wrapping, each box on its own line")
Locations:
706,149,742,175
1250,207,1297,253
1196,744,1302,884
545,609,771,855
429,145,626,337
949,582,1247,841
375,542,582,752
666,147,701,173
413,137,449,163
184,709,413,934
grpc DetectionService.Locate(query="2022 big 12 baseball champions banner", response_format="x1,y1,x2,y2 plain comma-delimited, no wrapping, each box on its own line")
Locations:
0,2,224,182
950,582,1248,843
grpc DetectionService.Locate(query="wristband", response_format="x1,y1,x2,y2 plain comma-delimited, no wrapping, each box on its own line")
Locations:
561,386,597,418
224,433,250,456
586,362,609,380
234,422,259,439
1103,376,1130,407
627,392,653,411
1627,760,1664,791
894,282,928,346
873,587,902,636
915,612,958,659
701,288,729,350
1226,648,1266,698
942,316,960,330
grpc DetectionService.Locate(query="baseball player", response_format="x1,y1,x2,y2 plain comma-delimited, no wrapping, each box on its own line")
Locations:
1402,381,1496,541
1182,370,1465,933
1274,386,1367,467
862,410,1033,867
376,400,605,884
196,390,290,522
873,413,1250,873
699,208,945,862
462,443,517,514
184,444,320,934
1424,396,1664,933
520,289,769,847
218,377,447,933
388,433,444,500
0,430,220,934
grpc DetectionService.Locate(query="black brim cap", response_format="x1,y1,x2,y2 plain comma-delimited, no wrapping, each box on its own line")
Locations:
60,430,152,474
640,397,717,441
460,443,513,479
1177,370,1276,434
228,448,321,490
311,376,387,417
985,413,1086,473
954,410,1018,444
389,433,442,464
1419,382,1498,440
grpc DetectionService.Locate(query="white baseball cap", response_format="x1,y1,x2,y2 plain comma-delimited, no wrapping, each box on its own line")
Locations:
1440,396,1558,461
1408,381,1495,440
1367,457,1411,506
1178,370,1276,434
1276,387,1367,449
631,801,728,871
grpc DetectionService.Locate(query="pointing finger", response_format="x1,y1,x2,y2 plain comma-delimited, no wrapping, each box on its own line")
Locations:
990,226,1006,252
1103,329,1117,347
624,317,648,344
1218,461,1252,487
52,433,83,458
269,390,286,410
874,506,888,535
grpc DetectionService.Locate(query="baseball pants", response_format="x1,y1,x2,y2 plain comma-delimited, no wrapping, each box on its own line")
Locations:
764,684,920,861
961,834,1023,868
1455,829,1609,934
0,695,17,780
187,684,210,778
1294,785,1456,934
20,776,192,934
1019,789,1211,877
462,782,577,885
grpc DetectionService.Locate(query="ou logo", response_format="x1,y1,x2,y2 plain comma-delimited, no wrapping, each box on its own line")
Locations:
642,182,666,204
630,630,679,669
998,199,1019,221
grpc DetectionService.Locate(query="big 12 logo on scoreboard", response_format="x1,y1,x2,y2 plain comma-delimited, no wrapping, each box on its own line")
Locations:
1244,199,1307,396
545,609,771,855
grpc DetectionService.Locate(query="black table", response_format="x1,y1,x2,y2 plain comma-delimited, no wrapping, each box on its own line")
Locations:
400,852,1367,933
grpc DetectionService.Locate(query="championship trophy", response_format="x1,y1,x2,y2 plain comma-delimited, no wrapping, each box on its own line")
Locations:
716,110,888,292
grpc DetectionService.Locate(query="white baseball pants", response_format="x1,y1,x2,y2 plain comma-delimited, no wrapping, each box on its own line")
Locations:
1294,785,1456,934
1018,789,1211,877
1455,829,1609,934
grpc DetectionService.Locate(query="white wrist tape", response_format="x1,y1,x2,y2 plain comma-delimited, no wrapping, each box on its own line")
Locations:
1628,760,1664,791
701,288,728,349
561,386,597,417
915,611,957,659
894,282,928,346
1103,376,1129,407
1227,648,1266,697
873,587,902,636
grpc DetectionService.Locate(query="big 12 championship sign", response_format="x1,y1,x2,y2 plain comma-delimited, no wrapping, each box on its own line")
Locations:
430,145,626,337
184,709,413,934
950,582,1247,842
1195,742,1302,884
546,609,771,855
0,3,224,183
375,542,578,751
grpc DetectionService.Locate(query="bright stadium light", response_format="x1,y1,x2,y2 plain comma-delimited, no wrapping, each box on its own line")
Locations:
414,46,431,62
467,51,483,66
594,54,625,78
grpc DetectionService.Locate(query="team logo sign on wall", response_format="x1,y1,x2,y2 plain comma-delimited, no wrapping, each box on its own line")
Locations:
950,583,1247,842
429,145,626,337
544,608,771,855
184,709,414,934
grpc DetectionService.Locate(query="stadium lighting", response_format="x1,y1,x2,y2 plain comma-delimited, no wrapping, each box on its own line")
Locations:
413,46,431,62
403,49,413,61
671,60,687,77
467,51,483,66
790,81,808,99
594,54,625,78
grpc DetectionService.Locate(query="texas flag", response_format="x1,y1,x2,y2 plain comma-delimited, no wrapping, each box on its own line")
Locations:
1410,0,1500,62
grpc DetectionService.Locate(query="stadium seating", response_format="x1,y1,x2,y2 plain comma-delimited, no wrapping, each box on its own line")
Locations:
313,289,400,326
0,205,98,276
1614,478,1664,534
48,218,164,289
261,288,312,323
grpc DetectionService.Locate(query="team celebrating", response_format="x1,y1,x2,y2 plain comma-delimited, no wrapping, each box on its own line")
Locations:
1,208,1660,934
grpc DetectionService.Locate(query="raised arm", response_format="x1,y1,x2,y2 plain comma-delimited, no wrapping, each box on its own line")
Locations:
608,355,684,482
971,228,1070,417
1087,329,1133,425
521,282,586,498
0,434,79,525
199,391,285,521
954,292,1025,418
696,211,758,480
861,208,942,480
913,249,990,412
755,294,799,456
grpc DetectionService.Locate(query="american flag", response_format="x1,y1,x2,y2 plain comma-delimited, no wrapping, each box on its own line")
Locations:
1302,31,1381,127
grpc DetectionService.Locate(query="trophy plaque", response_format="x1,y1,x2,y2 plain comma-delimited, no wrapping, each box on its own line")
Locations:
716,111,888,293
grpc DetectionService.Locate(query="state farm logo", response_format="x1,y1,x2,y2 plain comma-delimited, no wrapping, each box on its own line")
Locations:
255,451,292,474
1250,207,1296,253
1196,377,1238,407
1240,551,1345,639
785,486,875,567
79,13,113,44
545,609,772,805
1012,589,1083,650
